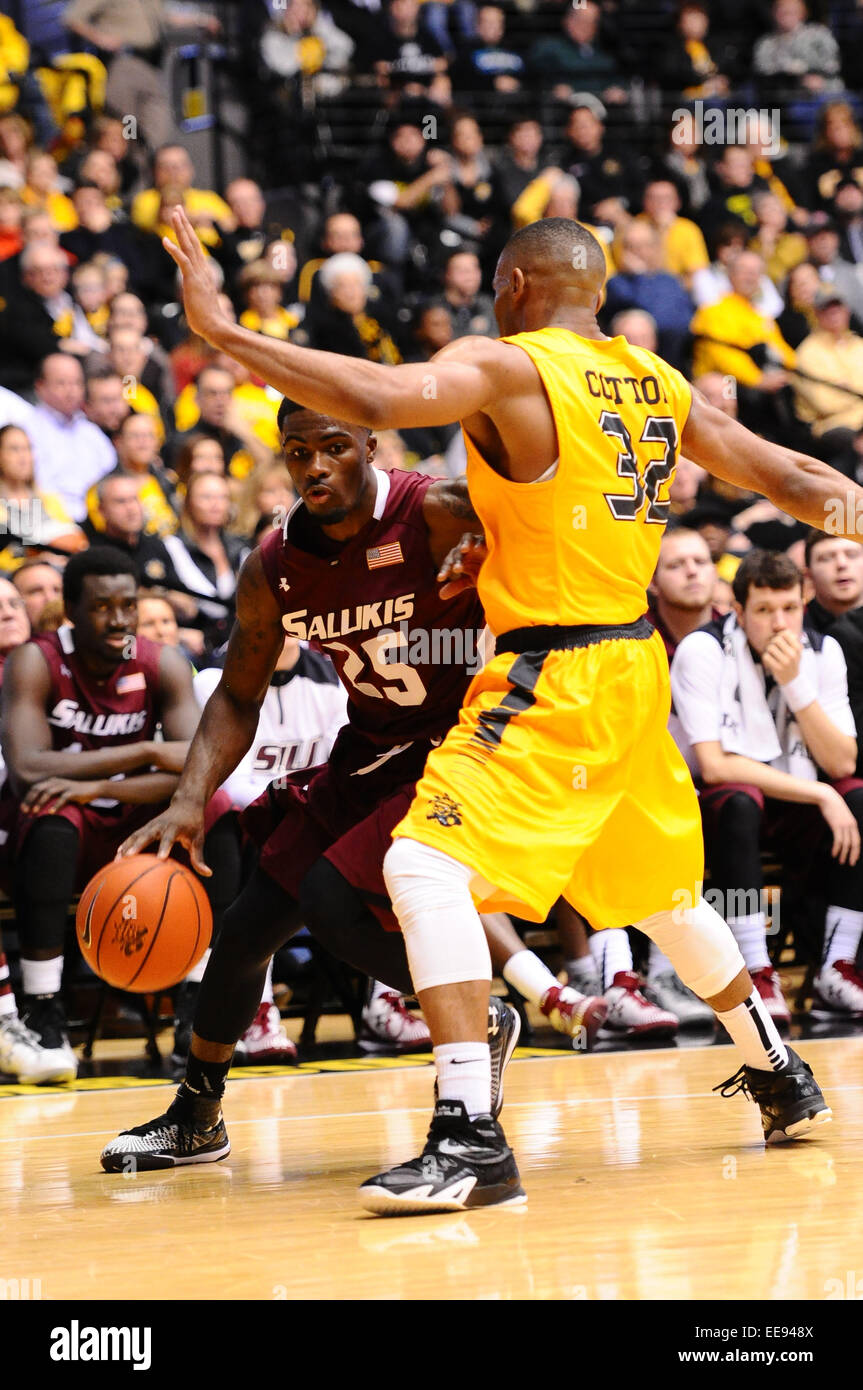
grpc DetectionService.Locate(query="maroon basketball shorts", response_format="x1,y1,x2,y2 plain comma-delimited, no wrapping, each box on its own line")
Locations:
241,732,437,931
15,790,232,893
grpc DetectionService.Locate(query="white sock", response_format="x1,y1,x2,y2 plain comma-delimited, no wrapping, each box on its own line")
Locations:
565,956,597,986
715,990,788,1072
261,959,275,1006
648,942,674,979
822,906,863,968
502,948,558,1004
589,928,632,990
434,1042,492,1118
21,957,63,996
727,914,770,972
184,947,211,984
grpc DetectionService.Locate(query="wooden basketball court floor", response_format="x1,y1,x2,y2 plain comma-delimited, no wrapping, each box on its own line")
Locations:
2,1035,862,1301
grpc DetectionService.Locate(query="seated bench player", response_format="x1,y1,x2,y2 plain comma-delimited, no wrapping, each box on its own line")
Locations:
0,548,237,1079
670,548,863,1027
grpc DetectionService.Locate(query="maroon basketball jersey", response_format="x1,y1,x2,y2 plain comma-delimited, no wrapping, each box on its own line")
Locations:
259,469,485,747
34,627,162,753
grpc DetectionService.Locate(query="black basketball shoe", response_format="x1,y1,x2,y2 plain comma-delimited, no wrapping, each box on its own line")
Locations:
358,1098,527,1215
488,998,521,1119
100,1089,230,1172
713,1047,832,1143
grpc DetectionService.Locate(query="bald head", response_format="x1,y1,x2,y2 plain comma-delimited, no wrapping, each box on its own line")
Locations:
494,218,607,335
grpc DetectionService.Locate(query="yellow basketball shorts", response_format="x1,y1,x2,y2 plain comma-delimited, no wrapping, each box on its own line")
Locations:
393,624,704,928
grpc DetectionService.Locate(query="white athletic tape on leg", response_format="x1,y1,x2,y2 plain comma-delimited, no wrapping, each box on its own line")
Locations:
634,897,744,1000
384,838,493,993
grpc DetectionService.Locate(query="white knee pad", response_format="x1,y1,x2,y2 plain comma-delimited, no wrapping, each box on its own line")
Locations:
383,837,492,993
634,896,745,1000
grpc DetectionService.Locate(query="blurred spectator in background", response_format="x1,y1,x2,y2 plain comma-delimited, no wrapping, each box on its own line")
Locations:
164,471,249,655
440,113,497,256
102,411,177,534
11,559,63,631
84,364,130,437
173,432,226,491
658,2,733,103
0,243,94,390
609,308,658,351
170,364,268,479
131,143,231,246
238,260,299,341
701,146,771,238
63,0,220,153
793,287,863,464
753,0,842,107
690,251,796,408
692,222,783,319
367,0,448,88
803,217,863,324
804,101,863,218
605,221,693,368
232,463,295,542
492,117,545,221
260,0,354,97
26,354,115,521
0,423,82,561
657,125,711,218
453,7,524,94
71,260,110,341
554,97,642,219
441,248,494,336
777,259,822,347
0,186,23,262
749,191,808,285
306,253,402,362
20,150,76,233
529,1,628,106
636,178,709,290
404,298,454,360
804,531,863,634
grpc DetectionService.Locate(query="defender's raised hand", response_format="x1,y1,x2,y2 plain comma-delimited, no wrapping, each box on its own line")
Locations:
163,206,232,343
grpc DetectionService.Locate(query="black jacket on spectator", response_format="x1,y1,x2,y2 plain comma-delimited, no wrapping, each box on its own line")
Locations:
81,518,185,591
0,286,66,393
163,528,249,653
828,606,863,774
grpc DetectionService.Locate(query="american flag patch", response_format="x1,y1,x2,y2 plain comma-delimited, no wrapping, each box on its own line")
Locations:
116,672,146,694
366,541,404,570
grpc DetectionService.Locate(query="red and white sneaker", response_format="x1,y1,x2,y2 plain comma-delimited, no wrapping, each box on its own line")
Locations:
750,966,792,1027
359,992,432,1053
811,960,863,1020
602,971,678,1039
234,1003,298,1065
540,984,608,1048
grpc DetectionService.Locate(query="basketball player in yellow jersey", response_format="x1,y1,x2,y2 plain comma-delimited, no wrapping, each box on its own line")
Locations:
163,207,863,1215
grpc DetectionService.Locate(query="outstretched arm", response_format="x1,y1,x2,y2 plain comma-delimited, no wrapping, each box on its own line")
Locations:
683,390,863,538
163,207,501,429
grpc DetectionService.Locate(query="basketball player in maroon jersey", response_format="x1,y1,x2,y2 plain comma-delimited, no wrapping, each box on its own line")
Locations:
100,399,556,1169
1,548,236,1079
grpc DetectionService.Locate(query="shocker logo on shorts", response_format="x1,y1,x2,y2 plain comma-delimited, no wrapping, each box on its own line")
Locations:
426,793,463,827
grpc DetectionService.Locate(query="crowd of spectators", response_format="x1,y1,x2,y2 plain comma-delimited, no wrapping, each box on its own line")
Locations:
0,0,862,1074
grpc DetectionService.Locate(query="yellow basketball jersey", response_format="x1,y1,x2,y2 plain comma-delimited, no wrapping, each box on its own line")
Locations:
464,327,693,633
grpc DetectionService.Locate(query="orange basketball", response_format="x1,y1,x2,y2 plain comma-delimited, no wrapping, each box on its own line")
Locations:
76,854,212,992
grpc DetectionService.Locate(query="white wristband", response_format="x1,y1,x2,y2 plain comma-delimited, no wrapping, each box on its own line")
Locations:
782,673,817,712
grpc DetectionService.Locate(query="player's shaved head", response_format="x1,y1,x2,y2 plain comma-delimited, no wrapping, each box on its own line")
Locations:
493,218,608,337
500,218,606,294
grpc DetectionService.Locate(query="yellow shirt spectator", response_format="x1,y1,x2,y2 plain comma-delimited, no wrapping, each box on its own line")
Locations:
691,290,796,385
